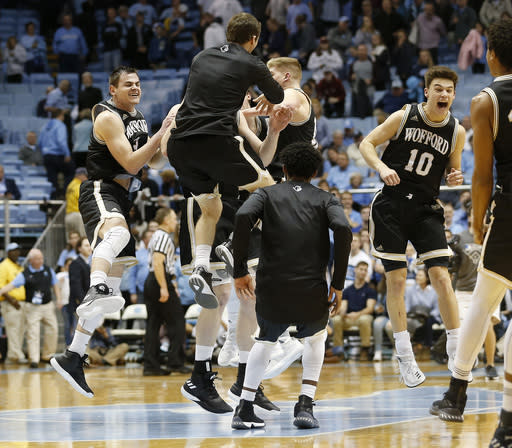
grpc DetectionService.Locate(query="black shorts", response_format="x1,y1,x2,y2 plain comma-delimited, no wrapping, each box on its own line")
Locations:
481,192,512,287
255,313,328,343
168,134,266,196
78,180,136,260
370,190,450,272
178,193,261,282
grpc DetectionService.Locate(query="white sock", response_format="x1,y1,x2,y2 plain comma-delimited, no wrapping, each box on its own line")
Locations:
446,327,459,360
194,245,211,270
195,345,214,361
239,350,250,364
241,342,273,401
106,276,122,296
300,384,317,399
394,330,413,356
68,315,103,356
90,270,108,287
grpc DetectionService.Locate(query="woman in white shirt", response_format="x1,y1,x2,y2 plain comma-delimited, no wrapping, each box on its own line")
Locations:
307,37,343,83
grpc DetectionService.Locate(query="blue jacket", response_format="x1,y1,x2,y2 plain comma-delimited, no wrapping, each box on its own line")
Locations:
53,26,88,56
38,119,70,157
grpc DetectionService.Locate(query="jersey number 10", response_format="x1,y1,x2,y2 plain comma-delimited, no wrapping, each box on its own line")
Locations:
404,149,434,176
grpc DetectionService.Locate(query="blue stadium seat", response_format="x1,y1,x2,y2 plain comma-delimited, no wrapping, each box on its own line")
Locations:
153,69,178,80
3,84,31,95
0,94,14,105
138,70,154,81
30,73,54,85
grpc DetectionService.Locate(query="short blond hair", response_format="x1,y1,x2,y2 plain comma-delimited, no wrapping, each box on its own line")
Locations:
267,57,302,81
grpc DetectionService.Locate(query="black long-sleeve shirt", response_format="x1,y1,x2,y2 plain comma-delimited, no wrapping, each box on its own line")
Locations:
233,181,352,323
172,42,284,139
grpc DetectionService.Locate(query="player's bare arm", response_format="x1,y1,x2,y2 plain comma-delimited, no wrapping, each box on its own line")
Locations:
254,89,308,122
96,110,172,175
154,103,181,162
445,124,465,186
470,91,495,244
359,109,406,186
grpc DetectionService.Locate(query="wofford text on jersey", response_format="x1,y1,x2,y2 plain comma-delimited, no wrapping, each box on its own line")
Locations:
404,127,450,155
125,120,148,139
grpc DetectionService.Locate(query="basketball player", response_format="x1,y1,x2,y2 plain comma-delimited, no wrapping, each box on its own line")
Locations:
231,142,352,429
430,22,512,445
359,65,465,387
51,66,173,397
167,12,284,310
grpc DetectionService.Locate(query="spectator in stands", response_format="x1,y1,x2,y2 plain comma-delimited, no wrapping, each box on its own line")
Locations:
443,202,466,234
266,0,288,27
341,191,363,232
57,231,80,271
53,13,88,73
346,131,367,167
38,109,74,199
322,147,340,178
287,0,313,36
391,28,417,85
37,86,53,118
204,15,226,49
375,79,409,114
163,3,187,48
135,167,160,222
65,168,88,237
0,249,61,368
56,257,74,346
127,12,153,69
370,32,391,91
128,0,157,25
479,0,512,28
374,0,408,48
346,233,373,286
350,44,375,118
312,98,330,151
103,7,123,73
328,129,348,153
72,108,92,168
117,5,133,62
373,295,394,361
148,23,171,70
360,205,371,232
68,237,91,319
128,229,153,305
415,1,446,63
0,242,26,364
411,48,434,80
327,151,359,190
327,16,352,61
316,69,346,117
86,324,129,366
407,0,426,21
458,21,486,73
451,0,477,45
45,80,71,114
76,0,98,64
294,14,317,66
331,261,376,361
342,119,356,146
3,36,27,83
78,73,103,112
354,16,376,50
20,22,46,75
0,165,21,200
307,37,344,83
18,131,43,166
349,172,374,206
159,169,182,212
262,17,287,59
208,0,243,31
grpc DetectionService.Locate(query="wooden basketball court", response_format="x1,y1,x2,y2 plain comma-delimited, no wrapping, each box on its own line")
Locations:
0,359,503,447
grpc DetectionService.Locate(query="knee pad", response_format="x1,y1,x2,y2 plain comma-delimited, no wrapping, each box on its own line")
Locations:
93,226,131,265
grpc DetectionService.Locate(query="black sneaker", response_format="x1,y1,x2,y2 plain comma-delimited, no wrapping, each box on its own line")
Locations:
486,365,499,380
189,266,218,309
215,238,234,277
293,395,319,429
490,411,512,448
228,382,280,413
430,377,468,422
232,399,265,430
50,350,93,398
181,372,232,414
76,283,125,319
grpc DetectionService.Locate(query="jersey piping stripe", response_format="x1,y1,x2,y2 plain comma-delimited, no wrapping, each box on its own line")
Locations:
450,117,459,155
391,104,410,141
418,103,451,127
482,87,499,141
288,88,312,126
494,74,512,83
417,248,452,262
112,256,138,267
90,180,125,249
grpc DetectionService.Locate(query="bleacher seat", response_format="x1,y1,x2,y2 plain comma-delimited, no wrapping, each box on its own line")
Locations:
29,73,54,85
153,69,178,79
138,70,154,81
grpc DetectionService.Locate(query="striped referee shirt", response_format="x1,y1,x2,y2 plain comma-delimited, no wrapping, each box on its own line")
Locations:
148,229,175,276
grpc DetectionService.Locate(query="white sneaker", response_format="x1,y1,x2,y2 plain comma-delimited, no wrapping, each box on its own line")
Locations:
263,338,304,380
218,339,239,367
373,350,382,362
448,355,474,383
397,354,426,387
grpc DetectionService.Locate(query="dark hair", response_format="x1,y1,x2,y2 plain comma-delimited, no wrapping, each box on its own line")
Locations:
154,207,173,225
279,142,322,179
76,236,89,251
424,65,458,89
25,21,35,31
226,12,261,44
109,65,138,87
488,18,512,71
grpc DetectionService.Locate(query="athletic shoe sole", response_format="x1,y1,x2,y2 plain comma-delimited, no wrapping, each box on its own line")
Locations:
50,358,94,398
76,295,125,319
263,343,304,380
180,385,232,414
215,245,234,277
189,275,218,309
438,409,464,422
228,390,281,414
231,416,265,429
293,415,319,429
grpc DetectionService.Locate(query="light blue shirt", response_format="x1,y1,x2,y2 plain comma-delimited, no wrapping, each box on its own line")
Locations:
20,34,46,62
326,164,359,191
12,265,58,288
287,4,313,34
57,248,77,268
405,283,440,321
53,26,88,56
128,3,157,25
73,119,93,153
38,119,70,157
46,88,70,110
128,246,150,294
461,150,474,185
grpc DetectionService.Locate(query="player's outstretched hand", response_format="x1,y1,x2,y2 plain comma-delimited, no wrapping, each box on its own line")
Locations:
269,104,293,133
234,275,256,302
254,94,274,115
446,168,464,186
379,166,400,186
328,286,342,316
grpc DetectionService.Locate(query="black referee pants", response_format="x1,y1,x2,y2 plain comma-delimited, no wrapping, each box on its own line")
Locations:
143,272,186,370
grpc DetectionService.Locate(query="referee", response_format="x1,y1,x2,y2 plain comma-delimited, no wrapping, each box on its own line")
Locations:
143,207,189,376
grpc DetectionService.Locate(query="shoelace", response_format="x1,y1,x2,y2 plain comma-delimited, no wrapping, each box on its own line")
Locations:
79,354,90,369
205,372,222,399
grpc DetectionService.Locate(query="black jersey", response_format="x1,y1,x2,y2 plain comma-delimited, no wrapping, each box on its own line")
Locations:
382,103,458,201
171,43,283,139
87,100,148,182
267,89,317,180
483,75,512,191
